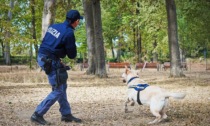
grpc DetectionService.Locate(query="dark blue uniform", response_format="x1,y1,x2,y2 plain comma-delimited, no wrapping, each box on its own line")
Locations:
35,20,77,117
31,10,82,125
39,20,77,59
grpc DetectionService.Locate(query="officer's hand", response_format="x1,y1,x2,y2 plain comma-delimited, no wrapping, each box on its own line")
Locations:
65,66,71,70
60,60,66,67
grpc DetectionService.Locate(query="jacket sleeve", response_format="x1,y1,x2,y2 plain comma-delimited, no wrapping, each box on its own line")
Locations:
63,31,77,59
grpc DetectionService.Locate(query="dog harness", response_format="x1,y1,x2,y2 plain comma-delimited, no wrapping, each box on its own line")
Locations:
127,77,149,105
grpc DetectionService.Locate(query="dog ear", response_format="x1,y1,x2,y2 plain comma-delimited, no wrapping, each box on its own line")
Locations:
125,66,131,75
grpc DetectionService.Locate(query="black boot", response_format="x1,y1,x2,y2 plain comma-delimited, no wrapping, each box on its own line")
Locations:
61,114,82,123
31,112,49,125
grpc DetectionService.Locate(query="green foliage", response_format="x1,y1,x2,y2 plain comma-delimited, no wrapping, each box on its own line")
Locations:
75,21,87,54
106,58,117,63
61,57,77,68
0,55,35,65
0,0,210,66
176,0,210,57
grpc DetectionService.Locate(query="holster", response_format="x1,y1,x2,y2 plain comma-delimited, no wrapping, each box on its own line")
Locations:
56,67,68,87
41,57,52,75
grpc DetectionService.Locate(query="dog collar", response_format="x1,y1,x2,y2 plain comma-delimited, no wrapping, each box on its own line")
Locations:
127,77,139,84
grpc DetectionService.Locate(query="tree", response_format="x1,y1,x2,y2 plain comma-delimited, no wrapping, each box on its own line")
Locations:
83,0,96,74
30,0,36,68
0,0,209,69
4,0,14,65
83,0,107,77
176,0,210,58
101,0,122,60
136,1,142,62
165,0,184,77
41,0,56,39
92,0,107,77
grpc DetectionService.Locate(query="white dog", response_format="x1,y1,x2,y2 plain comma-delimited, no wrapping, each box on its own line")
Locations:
122,66,186,124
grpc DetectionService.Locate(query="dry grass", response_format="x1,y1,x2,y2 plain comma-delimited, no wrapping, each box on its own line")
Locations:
0,64,210,126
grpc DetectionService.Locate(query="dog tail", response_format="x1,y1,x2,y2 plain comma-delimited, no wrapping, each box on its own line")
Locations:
164,92,186,99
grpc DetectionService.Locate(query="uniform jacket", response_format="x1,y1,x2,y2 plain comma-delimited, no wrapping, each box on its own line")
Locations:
38,20,77,59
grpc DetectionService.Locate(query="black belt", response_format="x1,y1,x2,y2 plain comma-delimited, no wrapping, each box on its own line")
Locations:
40,52,59,61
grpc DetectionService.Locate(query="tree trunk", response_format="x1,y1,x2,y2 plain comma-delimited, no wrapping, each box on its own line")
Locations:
152,39,158,62
83,0,96,74
66,0,71,9
0,38,4,56
111,38,115,59
29,0,37,69
136,2,142,63
133,28,136,55
31,0,38,61
116,40,122,62
136,28,141,62
83,0,107,77
41,0,56,39
4,0,14,65
165,0,184,77
92,0,107,77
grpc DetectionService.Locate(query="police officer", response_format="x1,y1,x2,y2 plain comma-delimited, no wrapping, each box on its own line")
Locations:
31,10,83,125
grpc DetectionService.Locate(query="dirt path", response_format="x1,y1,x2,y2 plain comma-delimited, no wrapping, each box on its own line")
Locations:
0,67,210,126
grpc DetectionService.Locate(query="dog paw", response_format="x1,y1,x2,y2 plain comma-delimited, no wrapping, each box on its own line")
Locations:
130,102,135,106
148,121,155,125
148,119,159,125
162,114,168,119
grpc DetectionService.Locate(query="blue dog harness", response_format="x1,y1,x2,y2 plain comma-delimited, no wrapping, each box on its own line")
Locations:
127,77,149,105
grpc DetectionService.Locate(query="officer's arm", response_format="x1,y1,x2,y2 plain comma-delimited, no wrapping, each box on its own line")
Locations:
64,32,77,59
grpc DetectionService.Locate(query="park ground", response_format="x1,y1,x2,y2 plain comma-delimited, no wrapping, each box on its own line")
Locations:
0,62,210,126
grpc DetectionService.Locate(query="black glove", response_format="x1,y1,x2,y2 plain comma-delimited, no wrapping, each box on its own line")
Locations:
65,66,71,70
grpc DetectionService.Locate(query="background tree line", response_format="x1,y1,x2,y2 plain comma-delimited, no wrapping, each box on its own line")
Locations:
0,0,209,77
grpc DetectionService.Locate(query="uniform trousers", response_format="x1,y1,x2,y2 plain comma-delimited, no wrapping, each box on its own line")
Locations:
35,54,71,116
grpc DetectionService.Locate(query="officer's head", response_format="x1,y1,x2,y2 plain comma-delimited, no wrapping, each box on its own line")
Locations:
66,10,83,28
